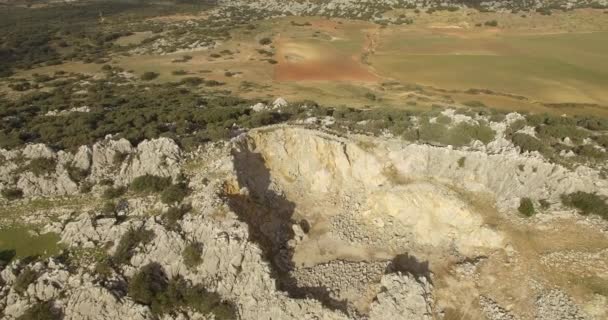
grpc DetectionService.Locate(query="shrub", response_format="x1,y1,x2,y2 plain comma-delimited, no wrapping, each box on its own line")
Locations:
130,175,172,193
539,199,550,210
103,186,126,199
518,197,535,217
128,263,167,307
141,72,159,81
113,228,155,265
66,165,89,183
113,152,129,166
2,188,23,200
14,267,38,294
561,192,608,220
27,157,56,176
161,183,189,204
100,201,116,215
259,37,272,45
457,157,466,168
484,20,498,27
182,242,202,269
128,263,236,318
16,301,60,320
511,133,546,153
172,70,188,76
163,204,191,230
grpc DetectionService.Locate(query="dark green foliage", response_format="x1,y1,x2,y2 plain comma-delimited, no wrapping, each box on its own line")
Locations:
561,192,608,220
457,157,466,168
100,201,117,216
26,158,57,176
161,183,190,204
179,77,204,86
14,267,38,294
518,197,535,217
94,258,114,277
484,20,498,27
259,37,272,45
112,228,155,265
103,186,127,200
66,165,89,183
1,188,23,200
130,175,172,193
163,204,192,230
128,263,237,318
141,72,159,81
182,242,203,269
511,133,546,153
574,145,606,159
16,301,61,320
539,199,551,210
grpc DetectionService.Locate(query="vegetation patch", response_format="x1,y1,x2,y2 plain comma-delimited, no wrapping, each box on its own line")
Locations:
561,192,608,220
182,241,203,269
112,227,155,265
128,263,237,318
131,175,172,193
518,197,535,217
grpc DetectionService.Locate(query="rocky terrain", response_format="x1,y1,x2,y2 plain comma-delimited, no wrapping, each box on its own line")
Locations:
1,111,607,319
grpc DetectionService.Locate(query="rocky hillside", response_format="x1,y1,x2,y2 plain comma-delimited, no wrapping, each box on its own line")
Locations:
1,119,607,319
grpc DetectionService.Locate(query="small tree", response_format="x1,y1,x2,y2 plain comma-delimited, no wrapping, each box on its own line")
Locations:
141,71,159,81
14,267,38,294
518,197,535,217
182,242,203,269
2,188,23,200
16,301,61,320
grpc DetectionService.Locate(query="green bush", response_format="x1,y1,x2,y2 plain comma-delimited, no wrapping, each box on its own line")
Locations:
130,175,172,193
161,183,189,204
16,301,60,320
518,197,535,217
511,133,546,153
100,201,116,215
561,192,608,220
457,157,466,168
66,165,89,183
259,37,272,45
182,242,202,269
14,267,38,294
26,158,57,176
128,263,236,318
2,188,23,200
484,20,498,27
163,204,191,230
141,71,159,81
103,186,126,199
113,228,155,265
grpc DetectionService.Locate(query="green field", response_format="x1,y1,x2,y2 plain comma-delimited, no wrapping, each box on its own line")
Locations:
0,226,61,261
371,30,608,105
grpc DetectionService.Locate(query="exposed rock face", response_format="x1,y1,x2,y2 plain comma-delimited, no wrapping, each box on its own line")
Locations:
1,126,605,320
0,137,182,197
368,272,434,320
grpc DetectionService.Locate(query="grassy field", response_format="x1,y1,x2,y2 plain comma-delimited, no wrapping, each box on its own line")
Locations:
371,28,608,105
0,226,61,259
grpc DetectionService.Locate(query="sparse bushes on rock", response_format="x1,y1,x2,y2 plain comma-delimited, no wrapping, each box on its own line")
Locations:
16,301,61,320
2,188,24,200
128,263,236,318
131,175,172,193
161,183,190,204
511,133,545,153
103,186,127,199
14,267,38,294
182,241,203,269
163,204,191,230
518,197,535,217
26,157,57,176
112,228,155,265
561,192,608,220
